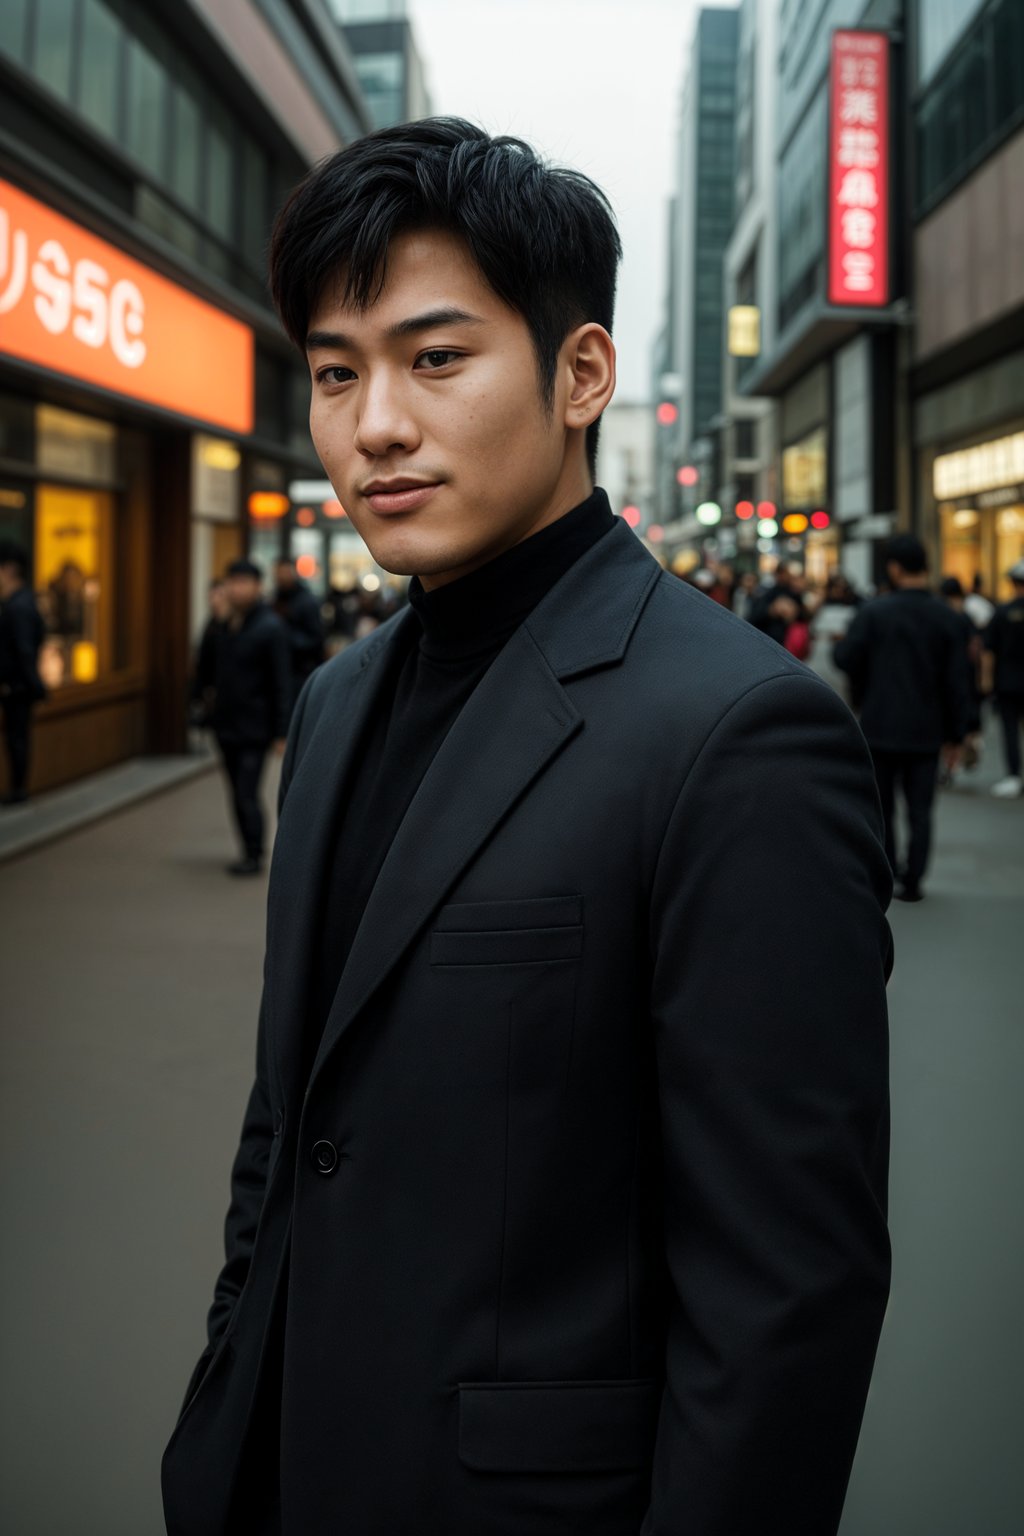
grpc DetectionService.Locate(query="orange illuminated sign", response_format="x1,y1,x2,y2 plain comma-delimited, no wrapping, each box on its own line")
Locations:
0,178,253,434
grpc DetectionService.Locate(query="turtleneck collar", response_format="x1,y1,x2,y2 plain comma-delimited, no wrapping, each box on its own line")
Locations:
407,487,616,662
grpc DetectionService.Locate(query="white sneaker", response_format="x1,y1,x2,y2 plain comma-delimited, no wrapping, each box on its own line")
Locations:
991,775,1023,798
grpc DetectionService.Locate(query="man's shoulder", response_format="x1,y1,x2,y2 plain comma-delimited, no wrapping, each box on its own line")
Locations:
303,612,407,709
628,570,831,721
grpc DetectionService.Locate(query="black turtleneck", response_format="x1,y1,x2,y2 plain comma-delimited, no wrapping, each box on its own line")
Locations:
310,488,615,1049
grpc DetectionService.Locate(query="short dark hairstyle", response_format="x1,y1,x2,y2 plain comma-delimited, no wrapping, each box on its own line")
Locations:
939,576,964,598
269,118,622,472
226,558,263,580
885,534,928,575
0,539,29,576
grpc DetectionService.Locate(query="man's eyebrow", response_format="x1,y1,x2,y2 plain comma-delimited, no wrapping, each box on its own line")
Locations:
305,307,485,351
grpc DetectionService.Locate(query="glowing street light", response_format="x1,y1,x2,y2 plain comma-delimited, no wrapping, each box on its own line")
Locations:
696,502,722,526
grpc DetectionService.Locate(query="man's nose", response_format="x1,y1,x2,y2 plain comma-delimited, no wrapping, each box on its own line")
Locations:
353,372,419,458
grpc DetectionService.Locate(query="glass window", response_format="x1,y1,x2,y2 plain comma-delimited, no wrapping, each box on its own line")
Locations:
30,0,75,101
0,0,31,65
240,138,269,276
36,405,117,481
204,105,235,242
126,33,167,178
0,395,35,464
78,0,122,140
992,0,1024,126
34,485,116,690
135,185,201,262
918,0,987,87
994,505,1024,601
169,77,202,210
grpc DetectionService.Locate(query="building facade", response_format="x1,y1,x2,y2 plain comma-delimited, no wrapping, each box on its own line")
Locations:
910,0,1024,602
330,0,432,129
0,0,371,795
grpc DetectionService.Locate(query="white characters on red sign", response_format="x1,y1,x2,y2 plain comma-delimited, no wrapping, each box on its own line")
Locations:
837,169,879,209
841,252,876,293
840,88,879,127
841,207,877,249
839,54,880,89
837,128,880,170
1,205,146,368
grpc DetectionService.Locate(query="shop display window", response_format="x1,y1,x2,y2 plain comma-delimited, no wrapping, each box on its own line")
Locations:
994,506,1024,601
34,486,115,689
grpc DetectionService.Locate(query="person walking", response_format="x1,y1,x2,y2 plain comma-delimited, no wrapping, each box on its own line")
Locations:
211,558,291,876
163,120,892,1536
938,577,984,777
983,558,1024,798
0,540,46,807
190,578,232,733
808,572,860,702
835,535,970,901
272,557,326,707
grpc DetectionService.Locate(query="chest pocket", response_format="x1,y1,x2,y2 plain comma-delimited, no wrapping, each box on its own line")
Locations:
430,895,583,967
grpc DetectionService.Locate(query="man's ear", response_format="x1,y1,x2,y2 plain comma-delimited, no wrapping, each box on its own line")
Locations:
561,324,616,431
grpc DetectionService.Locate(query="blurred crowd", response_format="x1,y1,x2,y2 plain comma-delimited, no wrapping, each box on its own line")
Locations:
678,542,1024,901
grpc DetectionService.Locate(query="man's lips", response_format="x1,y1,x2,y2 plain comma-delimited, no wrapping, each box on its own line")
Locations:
362,482,442,515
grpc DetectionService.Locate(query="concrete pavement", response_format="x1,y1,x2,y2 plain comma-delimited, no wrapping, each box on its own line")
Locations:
0,737,1022,1534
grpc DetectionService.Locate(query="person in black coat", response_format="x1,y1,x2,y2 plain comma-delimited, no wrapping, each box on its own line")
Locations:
213,559,291,876
747,561,808,647
190,579,231,731
272,558,326,706
983,558,1024,797
163,120,892,1536
835,534,970,901
0,540,46,806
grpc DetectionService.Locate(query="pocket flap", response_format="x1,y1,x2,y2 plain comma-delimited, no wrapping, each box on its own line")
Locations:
436,896,583,933
457,1378,661,1473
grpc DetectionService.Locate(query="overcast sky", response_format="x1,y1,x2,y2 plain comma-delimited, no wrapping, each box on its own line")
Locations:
405,0,729,402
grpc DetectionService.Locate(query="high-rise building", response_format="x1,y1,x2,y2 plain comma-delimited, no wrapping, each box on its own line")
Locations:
0,0,371,795
328,0,433,129
910,0,1024,602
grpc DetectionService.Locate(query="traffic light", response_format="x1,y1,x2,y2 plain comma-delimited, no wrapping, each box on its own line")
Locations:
657,402,679,426
676,464,698,486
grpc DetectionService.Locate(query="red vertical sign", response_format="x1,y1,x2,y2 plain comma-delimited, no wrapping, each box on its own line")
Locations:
828,30,890,308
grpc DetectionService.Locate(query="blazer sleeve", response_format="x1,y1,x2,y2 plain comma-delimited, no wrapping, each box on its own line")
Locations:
203,676,314,1351
642,671,893,1536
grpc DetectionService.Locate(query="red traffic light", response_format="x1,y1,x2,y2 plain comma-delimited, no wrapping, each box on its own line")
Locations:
657,402,679,427
735,500,755,520
756,500,776,520
621,505,642,529
811,510,831,530
676,464,699,487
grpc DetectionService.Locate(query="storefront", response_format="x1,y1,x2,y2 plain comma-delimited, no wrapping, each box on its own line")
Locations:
931,427,1024,602
0,174,256,794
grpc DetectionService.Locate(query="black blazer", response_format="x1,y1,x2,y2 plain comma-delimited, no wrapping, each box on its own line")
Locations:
833,588,971,753
162,522,892,1536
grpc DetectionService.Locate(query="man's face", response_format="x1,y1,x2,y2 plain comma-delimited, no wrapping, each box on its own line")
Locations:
275,562,297,591
226,574,261,612
0,562,18,599
306,229,599,588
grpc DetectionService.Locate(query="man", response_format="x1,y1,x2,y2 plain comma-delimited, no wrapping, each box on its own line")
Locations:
835,535,970,902
983,558,1024,798
163,120,892,1536
190,578,232,731
748,561,808,648
211,559,291,876
0,540,46,807
272,556,326,705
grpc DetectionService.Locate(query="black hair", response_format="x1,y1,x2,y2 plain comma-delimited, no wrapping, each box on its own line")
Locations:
885,534,928,575
0,540,28,577
226,558,263,580
939,576,964,598
269,118,622,473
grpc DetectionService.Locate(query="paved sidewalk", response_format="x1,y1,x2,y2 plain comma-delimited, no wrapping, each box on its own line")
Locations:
0,737,1021,1534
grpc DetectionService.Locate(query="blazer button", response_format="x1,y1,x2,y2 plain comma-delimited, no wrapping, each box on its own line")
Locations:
310,1139,338,1175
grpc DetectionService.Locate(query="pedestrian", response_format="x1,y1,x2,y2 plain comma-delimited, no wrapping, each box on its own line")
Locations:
982,558,1024,798
731,569,762,620
190,578,231,732
938,576,984,776
163,119,892,1536
0,540,47,807
211,558,291,876
834,534,971,901
748,561,809,653
964,573,995,633
807,572,860,702
272,556,326,706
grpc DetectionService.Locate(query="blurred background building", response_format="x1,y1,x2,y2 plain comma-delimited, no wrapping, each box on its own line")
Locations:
329,0,433,129
650,0,1024,595
1,1,381,797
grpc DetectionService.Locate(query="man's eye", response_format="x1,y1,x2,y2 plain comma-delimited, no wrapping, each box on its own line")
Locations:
316,366,355,386
416,349,460,370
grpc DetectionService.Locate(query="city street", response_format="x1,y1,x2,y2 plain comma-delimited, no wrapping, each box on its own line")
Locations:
0,736,1021,1535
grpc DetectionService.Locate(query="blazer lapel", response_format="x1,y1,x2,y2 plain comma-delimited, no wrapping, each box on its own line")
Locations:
305,622,583,1091
266,610,416,1100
